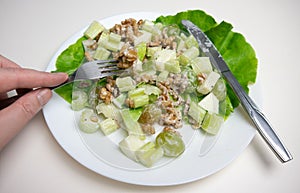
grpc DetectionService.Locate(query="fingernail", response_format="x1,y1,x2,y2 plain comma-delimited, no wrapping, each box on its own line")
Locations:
37,89,51,106
54,72,69,81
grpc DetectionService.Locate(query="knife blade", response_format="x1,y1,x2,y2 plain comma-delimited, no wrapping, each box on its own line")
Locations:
182,19,293,163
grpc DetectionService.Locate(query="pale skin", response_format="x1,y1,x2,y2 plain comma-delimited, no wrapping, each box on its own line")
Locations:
0,55,68,150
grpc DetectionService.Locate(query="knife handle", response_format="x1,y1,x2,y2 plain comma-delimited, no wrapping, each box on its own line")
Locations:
223,71,293,163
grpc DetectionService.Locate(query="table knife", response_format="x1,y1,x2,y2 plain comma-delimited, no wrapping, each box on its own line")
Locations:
182,19,293,163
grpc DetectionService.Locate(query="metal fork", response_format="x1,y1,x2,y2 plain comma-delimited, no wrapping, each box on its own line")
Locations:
0,59,121,110
53,59,120,89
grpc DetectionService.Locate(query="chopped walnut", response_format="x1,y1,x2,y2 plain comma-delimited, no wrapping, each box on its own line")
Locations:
197,73,207,84
97,76,117,104
105,76,116,93
156,81,183,129
183,96,191,116
111,24,122,36
134,73,157,84
163,126,182,136
84,52,94,62
87,41,98,50
159,107,182,129
167,73,189,94
157,81,183,108
114,43,137,69
141,124,155,135
125,98,135,108
110,18,143,41
98,87,112,104
162,36,177,50
147,27,178,50
121,18,143,36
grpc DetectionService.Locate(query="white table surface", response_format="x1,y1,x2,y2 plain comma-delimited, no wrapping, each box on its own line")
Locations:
0,0,299,192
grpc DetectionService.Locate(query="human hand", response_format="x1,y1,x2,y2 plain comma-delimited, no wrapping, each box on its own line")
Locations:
0,55,68,150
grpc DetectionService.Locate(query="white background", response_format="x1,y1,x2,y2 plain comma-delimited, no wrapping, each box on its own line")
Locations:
0,0,299,192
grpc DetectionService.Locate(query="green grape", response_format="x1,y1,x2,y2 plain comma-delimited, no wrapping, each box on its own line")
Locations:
156,129,185,157
138,104,162,124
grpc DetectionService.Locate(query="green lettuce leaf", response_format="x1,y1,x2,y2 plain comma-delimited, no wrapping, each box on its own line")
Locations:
53,36,86,75
54,82,73,103
52,36,87,103
155,10,217,32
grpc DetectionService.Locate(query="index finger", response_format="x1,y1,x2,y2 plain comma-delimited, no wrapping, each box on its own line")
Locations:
0,67,68,93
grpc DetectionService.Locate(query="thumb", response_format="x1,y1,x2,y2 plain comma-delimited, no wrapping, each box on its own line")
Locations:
0,88,52,150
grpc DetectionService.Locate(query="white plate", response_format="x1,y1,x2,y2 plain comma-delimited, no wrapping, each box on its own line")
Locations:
43,12,260,186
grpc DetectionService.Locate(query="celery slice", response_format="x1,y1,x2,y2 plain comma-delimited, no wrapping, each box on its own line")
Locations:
132,95,149,108
190,57,213,74
157,71,169,82
136,142,164,167
141,20,156,32
100,40,123,52
155,49,177,71
79,109,100,133
98,32,123,52
156,49,177,60
178,46,199,65
185,35,198,48
141,20,161,36
146,46,162,58
134,30,152,46
96,103,121,121
71,90,88,111
135,42,147,61
128,88,149,108
93,47,111,60
128,87,145,98
201,113,224,135
128,87,149,108
188,101,207,126
138,84,161,96
99,118,119,135
164,59,181,73
120,109,145,139
98,31,109,42
176,38,186,52
119,135,146,162
197,71,221,95
84,21,105,39
109,33,122,43
198,92,219,114
116,77,136,92
112,93,127,109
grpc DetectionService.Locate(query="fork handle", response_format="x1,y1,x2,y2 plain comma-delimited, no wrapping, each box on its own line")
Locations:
223,70,293,163
0,76,73,110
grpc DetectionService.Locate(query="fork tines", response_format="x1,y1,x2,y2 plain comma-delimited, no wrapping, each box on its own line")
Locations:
97,59,123,77
97,60,119,71
97,59,118,66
